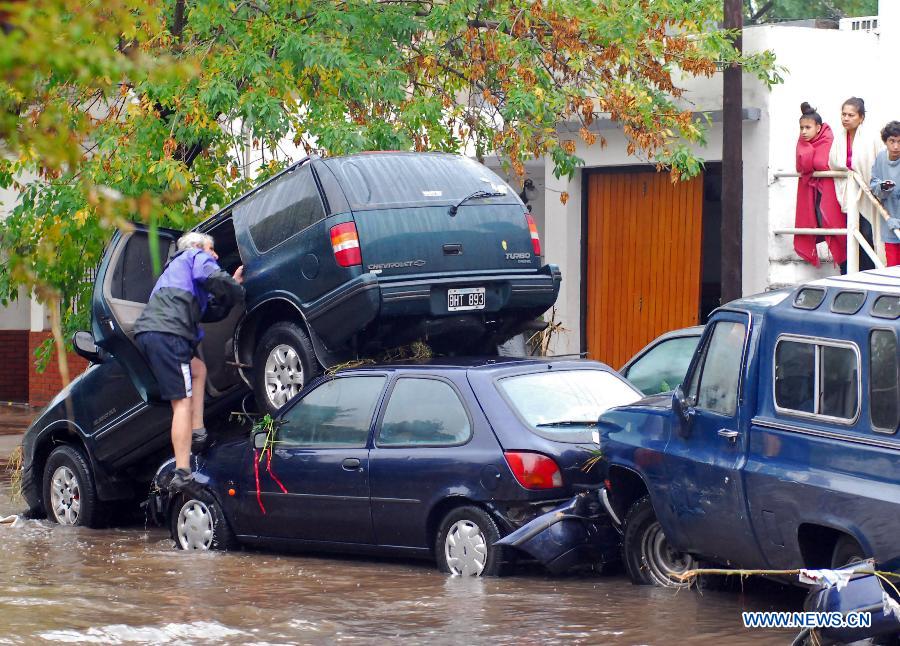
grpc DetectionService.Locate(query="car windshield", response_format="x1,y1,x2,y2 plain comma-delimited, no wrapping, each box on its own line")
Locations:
625,335,701,395
322,153,519,210
498,369,641,442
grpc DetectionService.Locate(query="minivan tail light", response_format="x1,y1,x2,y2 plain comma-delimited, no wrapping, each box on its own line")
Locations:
330,222,361,267
525,213,541,256
504,451,563,489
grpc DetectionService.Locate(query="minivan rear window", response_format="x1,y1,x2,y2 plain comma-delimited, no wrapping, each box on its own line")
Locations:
322,153,519,210
498,370,641,442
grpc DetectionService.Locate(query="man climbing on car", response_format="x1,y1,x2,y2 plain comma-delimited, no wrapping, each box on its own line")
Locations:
133,232,245,491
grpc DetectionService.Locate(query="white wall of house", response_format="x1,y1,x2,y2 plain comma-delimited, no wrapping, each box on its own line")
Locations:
541,9,897,356
0,181,38,330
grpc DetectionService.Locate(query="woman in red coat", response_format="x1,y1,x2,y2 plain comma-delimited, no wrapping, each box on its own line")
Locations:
795,102,847,269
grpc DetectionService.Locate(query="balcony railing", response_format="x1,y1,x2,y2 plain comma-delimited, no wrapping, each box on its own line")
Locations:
773,169,900,273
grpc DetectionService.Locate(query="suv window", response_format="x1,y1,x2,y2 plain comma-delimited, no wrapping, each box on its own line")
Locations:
870,330,899,433
239,163,325,253
279,376,385,447
378,378,471,446
110,232,173,303
774,337,859,421
688,321,746,416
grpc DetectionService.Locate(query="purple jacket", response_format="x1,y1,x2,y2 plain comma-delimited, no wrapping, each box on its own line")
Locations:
133,248,244,343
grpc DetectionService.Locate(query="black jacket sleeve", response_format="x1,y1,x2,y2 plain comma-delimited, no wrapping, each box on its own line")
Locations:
200,270,245,323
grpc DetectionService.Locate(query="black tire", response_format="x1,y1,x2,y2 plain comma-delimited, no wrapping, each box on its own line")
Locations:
42,445,105,528
170,491,237,551
435,505,503,577
622,495,696,587
252,320,320,415
831,535,865,568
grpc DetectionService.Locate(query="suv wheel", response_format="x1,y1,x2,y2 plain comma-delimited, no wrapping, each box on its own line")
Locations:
435,506,502,577
622,495,695,587
171,492,236,551
253,321,320,415
42,445,104,528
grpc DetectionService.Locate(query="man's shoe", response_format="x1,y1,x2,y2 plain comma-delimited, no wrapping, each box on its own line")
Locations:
167,468,194,492
191,427,208,453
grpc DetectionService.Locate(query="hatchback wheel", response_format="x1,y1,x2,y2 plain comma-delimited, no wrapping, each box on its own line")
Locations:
42,445,105,528
623,496,695,587
171,492,236,551
252,321,320,415
435,506,502,577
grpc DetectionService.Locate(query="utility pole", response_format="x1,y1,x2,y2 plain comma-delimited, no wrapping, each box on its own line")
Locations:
721,0,743,303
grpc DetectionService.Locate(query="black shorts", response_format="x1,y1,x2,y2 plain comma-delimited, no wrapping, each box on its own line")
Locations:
135,332,196,401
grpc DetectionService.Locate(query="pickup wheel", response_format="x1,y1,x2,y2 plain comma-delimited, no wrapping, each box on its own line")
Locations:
622,496,695,587
831,535,865,568
252,321,320,415
42,445,105,528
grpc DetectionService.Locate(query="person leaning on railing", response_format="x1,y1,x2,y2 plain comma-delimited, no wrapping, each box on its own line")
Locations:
828,97,881,271
794,102,848,270
869,121,900,267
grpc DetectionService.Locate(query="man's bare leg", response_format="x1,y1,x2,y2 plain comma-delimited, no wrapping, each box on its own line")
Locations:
190,356,207,432
171,398,192,471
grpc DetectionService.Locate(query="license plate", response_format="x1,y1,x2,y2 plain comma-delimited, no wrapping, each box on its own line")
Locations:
448,287,485,312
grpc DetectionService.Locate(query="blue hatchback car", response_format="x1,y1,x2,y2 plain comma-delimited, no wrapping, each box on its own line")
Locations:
148,358,641,575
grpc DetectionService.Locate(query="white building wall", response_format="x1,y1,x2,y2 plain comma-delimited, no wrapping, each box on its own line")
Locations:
541,13,896,355
0,181,35,330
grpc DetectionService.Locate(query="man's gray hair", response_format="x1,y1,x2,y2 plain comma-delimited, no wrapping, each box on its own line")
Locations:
176,231,214,252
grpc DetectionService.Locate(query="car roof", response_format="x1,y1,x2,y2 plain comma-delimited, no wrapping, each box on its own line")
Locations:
334,356,611,373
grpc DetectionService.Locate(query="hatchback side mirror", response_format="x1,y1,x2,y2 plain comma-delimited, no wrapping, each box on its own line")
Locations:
73,331,104,364
252,429,268,450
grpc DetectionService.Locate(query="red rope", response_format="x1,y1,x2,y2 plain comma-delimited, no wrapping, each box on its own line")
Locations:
266,449,288,494
253,448,266,514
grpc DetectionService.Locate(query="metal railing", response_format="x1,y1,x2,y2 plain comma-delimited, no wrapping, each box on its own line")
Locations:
772,169,900,273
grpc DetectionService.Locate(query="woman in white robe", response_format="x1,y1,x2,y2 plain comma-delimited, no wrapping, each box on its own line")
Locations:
828,96,883,271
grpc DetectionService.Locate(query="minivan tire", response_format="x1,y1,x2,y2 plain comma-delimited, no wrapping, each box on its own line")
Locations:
622,495,695,587
171,491,237,551
253,321,320,415
435,505,503,577
42,445,105,528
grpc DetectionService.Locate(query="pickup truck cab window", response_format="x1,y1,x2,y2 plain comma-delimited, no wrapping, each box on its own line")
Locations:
773,336,860,423
870,329,899,433
688,321,746,416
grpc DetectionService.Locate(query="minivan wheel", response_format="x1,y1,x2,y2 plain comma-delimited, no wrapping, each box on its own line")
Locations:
171,492,236,551
435,506,502,577
253,321,320,415
623,496,695,587
42,445,104,528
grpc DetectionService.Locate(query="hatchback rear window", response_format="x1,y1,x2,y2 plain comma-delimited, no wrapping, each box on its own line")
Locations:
322,153,519,210
497,370,641,442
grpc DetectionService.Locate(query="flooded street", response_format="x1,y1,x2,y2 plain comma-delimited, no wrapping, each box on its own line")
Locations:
0,479,803,645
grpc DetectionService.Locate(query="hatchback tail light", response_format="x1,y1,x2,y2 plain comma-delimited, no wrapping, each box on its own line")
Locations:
525,213,541,256
504,451,563,489
330,222,361,267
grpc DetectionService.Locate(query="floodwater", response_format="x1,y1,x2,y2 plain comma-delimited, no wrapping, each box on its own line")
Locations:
0,478,802,645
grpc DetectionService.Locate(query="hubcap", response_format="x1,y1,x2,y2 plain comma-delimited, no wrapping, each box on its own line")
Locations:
264,344,304,408
444,520,488,576
49,466,81,525
176,499,214,550
641,520,695,587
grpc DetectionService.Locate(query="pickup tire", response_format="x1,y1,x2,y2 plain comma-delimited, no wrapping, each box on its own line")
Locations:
42,445,105,528
622,496,696,587
252,321,320,415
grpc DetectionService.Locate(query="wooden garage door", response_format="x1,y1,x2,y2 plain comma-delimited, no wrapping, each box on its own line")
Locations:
586,171,703,369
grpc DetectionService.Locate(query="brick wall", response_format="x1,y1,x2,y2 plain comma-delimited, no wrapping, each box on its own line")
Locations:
0,330,29,402
28,332,89,407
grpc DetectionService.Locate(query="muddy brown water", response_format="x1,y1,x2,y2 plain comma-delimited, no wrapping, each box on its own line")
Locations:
0,478,802,645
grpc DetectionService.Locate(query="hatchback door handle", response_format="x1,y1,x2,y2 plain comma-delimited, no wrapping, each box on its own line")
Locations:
342,458,362,470
718,429,739,443
443,243,462,255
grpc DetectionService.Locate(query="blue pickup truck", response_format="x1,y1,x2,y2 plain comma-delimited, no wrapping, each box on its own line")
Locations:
595,269,900,586
503,269,900,584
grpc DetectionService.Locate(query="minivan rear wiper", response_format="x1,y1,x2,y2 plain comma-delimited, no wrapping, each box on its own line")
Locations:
448,189,507,216
536,420,598,428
